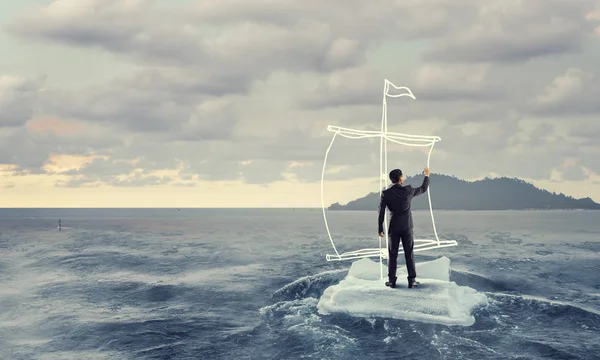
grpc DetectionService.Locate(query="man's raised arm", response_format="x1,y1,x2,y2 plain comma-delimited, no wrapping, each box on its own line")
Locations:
412,167,431,197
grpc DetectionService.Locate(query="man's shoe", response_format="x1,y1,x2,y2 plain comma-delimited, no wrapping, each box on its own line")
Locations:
408,280,420,288
385,276,397,288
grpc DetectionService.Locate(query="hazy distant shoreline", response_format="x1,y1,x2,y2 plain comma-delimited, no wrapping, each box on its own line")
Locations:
327,174,600,211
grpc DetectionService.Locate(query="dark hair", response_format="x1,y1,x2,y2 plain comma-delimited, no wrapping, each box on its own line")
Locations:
389,169,402,183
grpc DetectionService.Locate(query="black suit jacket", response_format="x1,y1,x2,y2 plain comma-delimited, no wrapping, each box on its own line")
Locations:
378,176,429,234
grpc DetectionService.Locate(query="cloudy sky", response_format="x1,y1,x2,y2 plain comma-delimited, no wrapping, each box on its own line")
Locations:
1,0,600,207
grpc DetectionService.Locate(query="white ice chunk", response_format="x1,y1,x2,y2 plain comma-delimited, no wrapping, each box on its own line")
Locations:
348,256,450,282
347,257,382,281
317,256,487,326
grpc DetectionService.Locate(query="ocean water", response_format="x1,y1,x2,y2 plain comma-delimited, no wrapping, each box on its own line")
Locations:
0,208,599,359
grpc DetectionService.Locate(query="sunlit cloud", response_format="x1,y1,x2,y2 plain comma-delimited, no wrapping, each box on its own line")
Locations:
1,0,600,206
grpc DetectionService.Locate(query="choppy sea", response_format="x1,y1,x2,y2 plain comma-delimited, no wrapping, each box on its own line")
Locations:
0,208,599,359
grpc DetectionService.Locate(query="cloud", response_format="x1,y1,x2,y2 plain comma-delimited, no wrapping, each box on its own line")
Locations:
41,82,196,133
416,116,600,181
26,116,86,135
559,162,589,182
438,117,521,155
0,75,46,128
529,123,555,145
530,68,600,115
43,154,103,174
423,0,600,63
178,98,239,141
536,68,587,105
295,62,506,113
580,149,600,174
411,63,507,101
173,128,388,184
0,117,122,174
5,0,180,58
57,172,173,188
186,0,473,40
567,119,600,153
296,66,383,109
5,0,376,95
54,157,175,187
2,0,600,196
62,157,134,177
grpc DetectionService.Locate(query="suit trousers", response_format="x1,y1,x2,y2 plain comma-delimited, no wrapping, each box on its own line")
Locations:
387,229,417,282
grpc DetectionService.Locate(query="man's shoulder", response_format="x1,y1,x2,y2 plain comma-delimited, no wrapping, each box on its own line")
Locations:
384,184,412,193
382,186,394,196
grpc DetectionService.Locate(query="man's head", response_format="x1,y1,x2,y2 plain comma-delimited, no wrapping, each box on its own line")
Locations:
389,169,404,184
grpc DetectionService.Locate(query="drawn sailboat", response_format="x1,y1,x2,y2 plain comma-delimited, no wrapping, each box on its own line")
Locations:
321,79,458,279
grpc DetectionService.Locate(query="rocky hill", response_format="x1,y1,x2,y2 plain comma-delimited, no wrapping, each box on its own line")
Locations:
328,174,600,211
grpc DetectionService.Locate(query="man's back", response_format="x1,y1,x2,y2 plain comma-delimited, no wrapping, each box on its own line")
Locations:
378,176,429,233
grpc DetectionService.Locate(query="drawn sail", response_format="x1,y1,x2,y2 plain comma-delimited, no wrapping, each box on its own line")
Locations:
321,79,458,279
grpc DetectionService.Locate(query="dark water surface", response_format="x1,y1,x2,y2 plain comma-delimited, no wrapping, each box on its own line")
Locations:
0,208,599,359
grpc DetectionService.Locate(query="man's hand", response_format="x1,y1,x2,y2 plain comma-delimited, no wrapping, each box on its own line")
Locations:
379,232,384,237
424,167,430,176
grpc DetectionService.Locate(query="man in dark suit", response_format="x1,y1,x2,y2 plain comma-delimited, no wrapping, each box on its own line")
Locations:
378,167,430,288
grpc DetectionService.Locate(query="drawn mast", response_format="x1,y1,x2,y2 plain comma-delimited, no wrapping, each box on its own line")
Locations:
321,79,458,279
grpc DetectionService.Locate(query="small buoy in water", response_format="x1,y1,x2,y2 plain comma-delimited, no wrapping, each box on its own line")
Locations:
58,218,62,231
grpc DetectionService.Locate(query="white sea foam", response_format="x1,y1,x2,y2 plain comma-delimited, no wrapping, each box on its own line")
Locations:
83,262,265,292
317,257,488,326
37,350,127,360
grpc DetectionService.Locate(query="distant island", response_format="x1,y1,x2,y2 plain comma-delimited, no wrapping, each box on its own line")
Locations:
329,174,600,211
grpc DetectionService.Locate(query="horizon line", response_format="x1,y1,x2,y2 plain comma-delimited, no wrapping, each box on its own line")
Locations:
0,207,597,211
